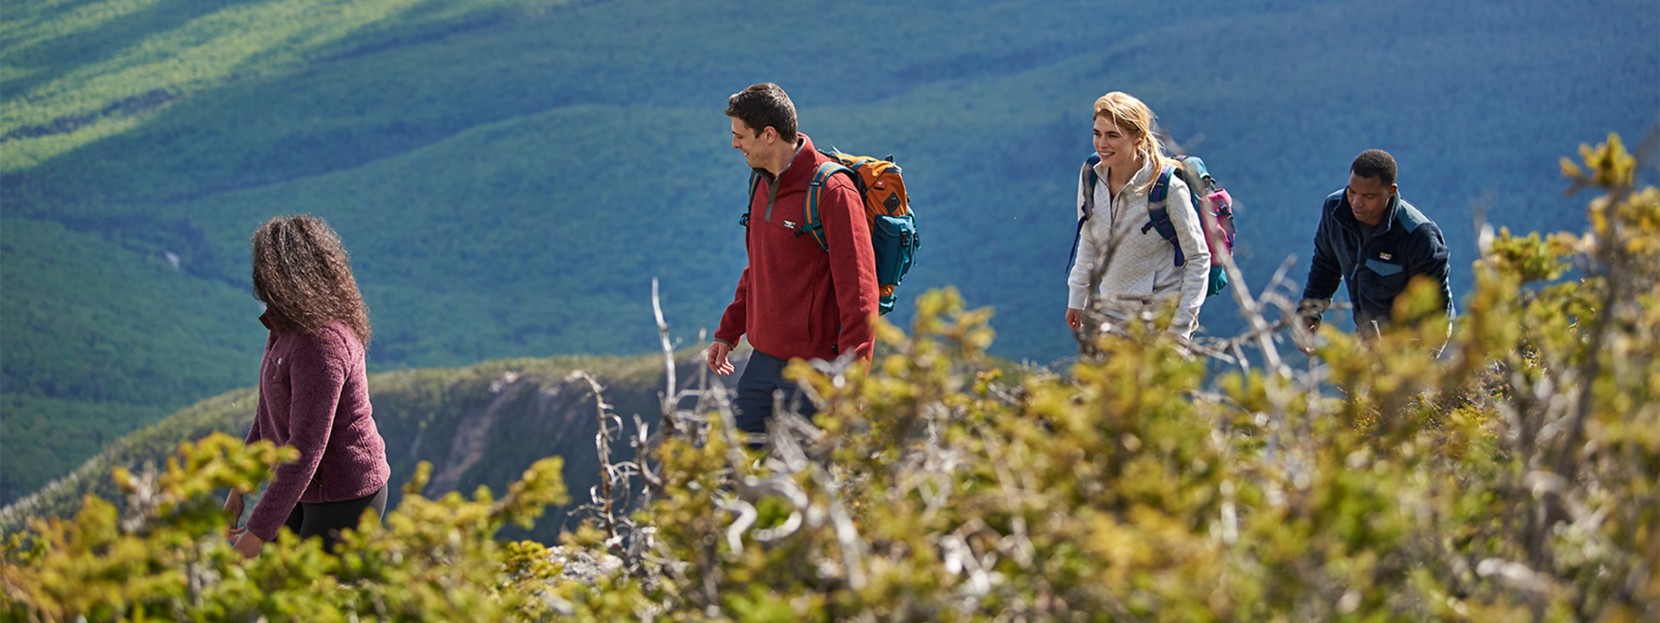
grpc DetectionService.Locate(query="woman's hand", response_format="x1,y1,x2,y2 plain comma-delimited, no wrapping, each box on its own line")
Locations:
224,490,246,542
232,532,266,560
1066,308,1084,331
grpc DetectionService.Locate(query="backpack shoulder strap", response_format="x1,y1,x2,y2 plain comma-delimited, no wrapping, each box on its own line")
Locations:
1142,165,1188,267
1148,164,1177,207
802,161,852,252
1079,154,1101,220
740,169,763,228
1067,154,1104,274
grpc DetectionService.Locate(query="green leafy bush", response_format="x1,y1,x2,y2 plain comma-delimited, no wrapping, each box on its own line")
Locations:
5,135,1656,620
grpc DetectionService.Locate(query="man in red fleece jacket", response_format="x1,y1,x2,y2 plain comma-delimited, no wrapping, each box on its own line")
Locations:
708,83,879,441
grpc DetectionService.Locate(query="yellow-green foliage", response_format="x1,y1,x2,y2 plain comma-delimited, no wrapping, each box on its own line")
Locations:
4,135,1657,620
2,434,568,622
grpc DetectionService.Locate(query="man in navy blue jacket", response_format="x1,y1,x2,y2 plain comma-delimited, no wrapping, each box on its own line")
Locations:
1299,149,1453,348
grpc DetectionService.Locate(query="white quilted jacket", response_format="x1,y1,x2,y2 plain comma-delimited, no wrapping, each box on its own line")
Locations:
1066,158,1211,337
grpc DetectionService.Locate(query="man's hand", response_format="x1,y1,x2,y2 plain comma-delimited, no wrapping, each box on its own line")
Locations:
1300,314,1322,335
1297,315,1322,355
707,341,735,376
1066,308,1084,331
1295,299,1326,355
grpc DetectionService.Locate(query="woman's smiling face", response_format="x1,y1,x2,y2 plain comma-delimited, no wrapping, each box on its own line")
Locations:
1093,116,1140,172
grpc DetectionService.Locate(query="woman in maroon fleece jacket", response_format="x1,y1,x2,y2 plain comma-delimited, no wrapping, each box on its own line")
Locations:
224,214,391,558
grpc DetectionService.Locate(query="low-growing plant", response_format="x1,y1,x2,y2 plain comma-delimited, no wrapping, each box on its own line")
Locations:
3,134,1655,621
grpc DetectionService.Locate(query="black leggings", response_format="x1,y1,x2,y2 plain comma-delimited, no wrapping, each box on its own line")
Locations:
281,486,388,551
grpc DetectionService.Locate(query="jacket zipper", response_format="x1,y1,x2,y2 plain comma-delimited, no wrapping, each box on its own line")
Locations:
763,142,805,223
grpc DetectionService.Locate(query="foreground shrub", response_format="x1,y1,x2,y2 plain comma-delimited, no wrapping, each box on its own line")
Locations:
3,134,1655,621
2,434,567,622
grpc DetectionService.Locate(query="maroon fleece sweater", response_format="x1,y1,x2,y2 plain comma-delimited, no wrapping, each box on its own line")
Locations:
243,314,390,541
715,134,879,362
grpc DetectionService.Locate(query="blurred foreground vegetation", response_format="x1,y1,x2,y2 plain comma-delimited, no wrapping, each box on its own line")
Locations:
4,135,1657,621
5,0,1655,505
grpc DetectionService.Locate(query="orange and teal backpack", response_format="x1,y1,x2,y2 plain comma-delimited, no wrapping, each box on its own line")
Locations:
744,149,919,315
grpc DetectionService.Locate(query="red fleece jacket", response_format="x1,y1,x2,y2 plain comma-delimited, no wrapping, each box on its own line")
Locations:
715,134,879,362
244,314,390,541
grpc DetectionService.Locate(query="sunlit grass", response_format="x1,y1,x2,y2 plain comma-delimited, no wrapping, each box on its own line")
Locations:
2,0,447,150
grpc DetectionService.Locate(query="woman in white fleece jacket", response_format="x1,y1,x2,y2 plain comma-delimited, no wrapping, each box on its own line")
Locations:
1065,92,1210,339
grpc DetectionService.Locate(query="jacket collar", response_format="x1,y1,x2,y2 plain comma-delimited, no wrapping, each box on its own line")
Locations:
1092,156,1159,193
1335,192,1402,234
259,310,298,333
756,133,816,188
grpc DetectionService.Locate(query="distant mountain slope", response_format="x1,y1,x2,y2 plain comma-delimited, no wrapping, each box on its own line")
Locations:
1,0,1655,502
0,218,261,499
0,349,711,542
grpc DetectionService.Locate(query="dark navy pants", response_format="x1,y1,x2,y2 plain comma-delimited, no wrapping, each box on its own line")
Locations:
733,350,818,436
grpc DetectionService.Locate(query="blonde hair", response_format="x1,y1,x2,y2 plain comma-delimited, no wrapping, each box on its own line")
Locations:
1093,91,1173,193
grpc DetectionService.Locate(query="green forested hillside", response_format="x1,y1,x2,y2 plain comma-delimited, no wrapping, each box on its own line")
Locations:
4,131,1658,617
2,0,1656,502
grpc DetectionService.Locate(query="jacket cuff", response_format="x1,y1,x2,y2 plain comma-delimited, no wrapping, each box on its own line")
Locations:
1297,298,1329,318
1067,287,1089,311
246,505,286,543
1171,311,1199,339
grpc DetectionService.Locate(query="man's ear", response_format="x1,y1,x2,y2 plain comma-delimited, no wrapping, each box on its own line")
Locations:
1389,183,1399,197
760,126,779,144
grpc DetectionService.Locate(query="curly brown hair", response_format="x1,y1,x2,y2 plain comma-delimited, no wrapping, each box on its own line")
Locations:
251,215,371,346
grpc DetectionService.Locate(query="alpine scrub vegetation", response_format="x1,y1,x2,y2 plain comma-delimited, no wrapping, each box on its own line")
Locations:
2,434,569,622
4,134,1657,620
